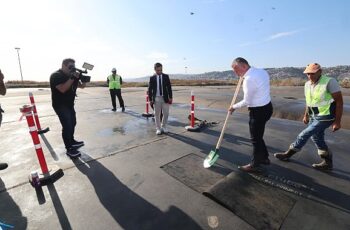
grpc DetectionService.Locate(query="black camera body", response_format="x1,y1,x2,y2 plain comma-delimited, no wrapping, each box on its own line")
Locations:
79,74,91,83
71,62,94,83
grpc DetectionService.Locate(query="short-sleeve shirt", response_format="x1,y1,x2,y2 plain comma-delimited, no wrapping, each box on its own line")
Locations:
50,70,78,108
306,77,341,95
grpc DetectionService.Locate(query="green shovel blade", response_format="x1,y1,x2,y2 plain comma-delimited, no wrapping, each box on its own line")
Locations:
203,149,219,168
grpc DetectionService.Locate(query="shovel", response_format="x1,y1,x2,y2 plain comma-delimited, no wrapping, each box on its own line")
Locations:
203,76,244,168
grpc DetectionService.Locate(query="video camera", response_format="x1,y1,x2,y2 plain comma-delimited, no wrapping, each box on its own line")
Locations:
71,62,94,83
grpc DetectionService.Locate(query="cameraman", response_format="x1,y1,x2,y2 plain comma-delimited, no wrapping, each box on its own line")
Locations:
0,69,8,170
50,58,86,158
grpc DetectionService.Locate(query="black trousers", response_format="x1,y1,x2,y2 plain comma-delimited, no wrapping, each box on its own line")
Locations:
54,105,76,150
248,102,273,166
110,89,124,109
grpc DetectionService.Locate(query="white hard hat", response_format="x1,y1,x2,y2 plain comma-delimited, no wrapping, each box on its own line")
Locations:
111,68,116,72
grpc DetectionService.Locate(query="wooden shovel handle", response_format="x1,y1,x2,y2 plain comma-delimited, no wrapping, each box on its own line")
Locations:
215,76,244,149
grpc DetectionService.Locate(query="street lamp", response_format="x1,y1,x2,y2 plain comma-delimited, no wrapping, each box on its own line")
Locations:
14,47,24,82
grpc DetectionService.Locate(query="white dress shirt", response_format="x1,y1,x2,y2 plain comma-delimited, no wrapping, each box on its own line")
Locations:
232,67,271,109
156,74,163,97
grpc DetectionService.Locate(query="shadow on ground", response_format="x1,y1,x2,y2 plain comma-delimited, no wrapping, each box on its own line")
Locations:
73,154,202,230
0,178,27,229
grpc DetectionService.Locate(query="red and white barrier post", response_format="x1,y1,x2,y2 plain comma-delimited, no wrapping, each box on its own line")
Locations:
190,91,195,127
185,91,200,132
29,92,49,134
142,91,154,118
20,105,63,187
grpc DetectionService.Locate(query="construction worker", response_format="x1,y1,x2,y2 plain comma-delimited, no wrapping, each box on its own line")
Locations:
107,68,125,112
274,63,343,170
0,69,8,170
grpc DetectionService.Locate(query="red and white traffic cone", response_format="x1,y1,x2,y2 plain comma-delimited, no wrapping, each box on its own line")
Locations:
142,91,154,118
20,105,63,187
185,91,200,132
29,92,49,134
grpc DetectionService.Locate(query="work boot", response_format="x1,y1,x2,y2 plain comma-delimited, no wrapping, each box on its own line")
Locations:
122,107,125,112
312,149,333,170
0,163,8,170
274,148,297,161
112,108,116,112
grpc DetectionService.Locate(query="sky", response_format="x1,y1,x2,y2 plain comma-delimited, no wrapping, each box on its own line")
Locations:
0,0,349,81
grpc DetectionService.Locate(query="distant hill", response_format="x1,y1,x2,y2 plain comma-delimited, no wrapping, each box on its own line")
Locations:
130,65,350,82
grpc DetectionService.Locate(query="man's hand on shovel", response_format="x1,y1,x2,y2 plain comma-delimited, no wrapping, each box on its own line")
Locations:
229,107,235,115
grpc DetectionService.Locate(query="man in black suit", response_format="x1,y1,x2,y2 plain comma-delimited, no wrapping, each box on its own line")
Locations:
148,63,173,135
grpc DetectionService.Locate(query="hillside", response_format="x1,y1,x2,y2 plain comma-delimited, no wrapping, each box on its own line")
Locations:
132,65,350,82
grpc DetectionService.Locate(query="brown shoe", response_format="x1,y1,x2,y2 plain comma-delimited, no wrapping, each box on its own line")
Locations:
238,164,263,173
274,149,297,161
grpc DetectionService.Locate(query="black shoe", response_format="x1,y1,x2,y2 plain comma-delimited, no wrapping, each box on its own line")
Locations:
122,107,125,112
66,148,81,158
72,140,84,148
0,163,8,170
112,108,116,112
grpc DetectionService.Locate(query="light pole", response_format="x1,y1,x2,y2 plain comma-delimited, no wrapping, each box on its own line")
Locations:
15,47,24,82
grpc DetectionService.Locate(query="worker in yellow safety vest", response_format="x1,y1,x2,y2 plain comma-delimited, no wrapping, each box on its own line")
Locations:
107,68,125,112
274,63,343,170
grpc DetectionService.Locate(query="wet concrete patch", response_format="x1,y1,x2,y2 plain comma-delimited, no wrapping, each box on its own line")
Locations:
96,118,157,137
97,127,126,136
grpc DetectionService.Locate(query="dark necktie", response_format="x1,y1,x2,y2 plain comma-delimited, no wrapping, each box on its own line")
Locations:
159,75,162,96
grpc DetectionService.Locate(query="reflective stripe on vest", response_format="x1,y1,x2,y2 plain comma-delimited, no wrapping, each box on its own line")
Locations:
305,75,334,116
108,75,121,89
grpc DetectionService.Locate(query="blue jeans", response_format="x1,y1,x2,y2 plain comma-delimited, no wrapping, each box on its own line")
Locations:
290,117,333,151
53,105,77,150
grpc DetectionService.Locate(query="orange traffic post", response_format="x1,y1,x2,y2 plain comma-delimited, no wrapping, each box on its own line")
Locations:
185,91,201,132
20,105,63,187
29,92,49,134
142,90,154,118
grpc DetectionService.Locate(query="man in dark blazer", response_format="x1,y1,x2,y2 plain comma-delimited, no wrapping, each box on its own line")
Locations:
148,63,173,135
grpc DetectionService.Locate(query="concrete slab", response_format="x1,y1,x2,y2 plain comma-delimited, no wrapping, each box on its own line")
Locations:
0,86,349,229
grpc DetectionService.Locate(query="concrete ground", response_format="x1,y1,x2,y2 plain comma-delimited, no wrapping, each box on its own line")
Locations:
0,86,349,230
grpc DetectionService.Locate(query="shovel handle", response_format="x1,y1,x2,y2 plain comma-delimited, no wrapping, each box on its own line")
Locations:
215,76,244,149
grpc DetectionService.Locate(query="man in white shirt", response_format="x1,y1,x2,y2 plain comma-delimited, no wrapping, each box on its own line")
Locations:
229,57,273,173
